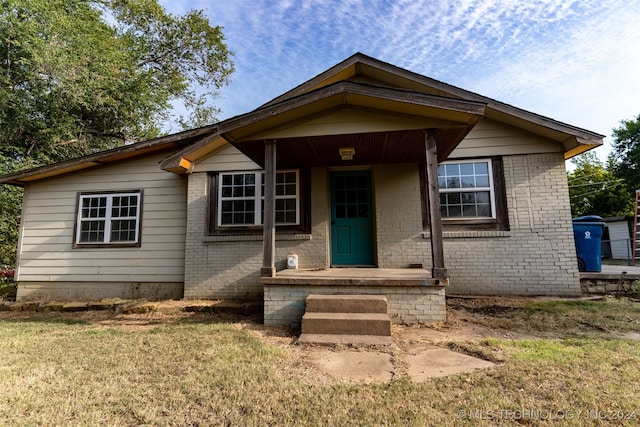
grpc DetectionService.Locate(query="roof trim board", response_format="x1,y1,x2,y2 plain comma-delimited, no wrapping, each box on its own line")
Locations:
261,53,604,144
1,53,605,185
160,81,487,171
0,125,219,186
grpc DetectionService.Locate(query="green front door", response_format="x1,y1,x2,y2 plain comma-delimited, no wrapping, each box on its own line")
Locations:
330,171,375,266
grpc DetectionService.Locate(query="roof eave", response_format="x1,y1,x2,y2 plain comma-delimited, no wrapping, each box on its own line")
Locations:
259,53,605,150
160,81,487,171
0,125,219,186
563,136,603,160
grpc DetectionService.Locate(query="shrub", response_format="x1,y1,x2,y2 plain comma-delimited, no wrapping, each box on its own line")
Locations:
0,265,16,301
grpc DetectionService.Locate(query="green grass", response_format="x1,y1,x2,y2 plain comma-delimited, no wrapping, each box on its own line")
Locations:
0,299,639,426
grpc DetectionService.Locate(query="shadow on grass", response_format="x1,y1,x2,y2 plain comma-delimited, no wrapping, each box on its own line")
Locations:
0,314,90,325
0,309,300,340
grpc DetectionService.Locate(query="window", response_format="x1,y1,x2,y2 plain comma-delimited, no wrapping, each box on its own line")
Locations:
75,191,142,246
438,160,495,218
420,157,508,231
216,170,299,227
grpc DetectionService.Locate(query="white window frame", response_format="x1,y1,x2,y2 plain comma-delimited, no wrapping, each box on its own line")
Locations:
75,192,142,245
438,159,496,219
217,170,300,227
217,172,260,227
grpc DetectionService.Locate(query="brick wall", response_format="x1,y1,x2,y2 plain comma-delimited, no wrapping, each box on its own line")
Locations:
185,152,580,300
184,169,330,299
373,153,580,296
444,153,580,295
374,164,429,268
264,285,446,326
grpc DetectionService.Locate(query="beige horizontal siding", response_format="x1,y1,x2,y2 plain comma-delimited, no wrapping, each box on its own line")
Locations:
19,242,186,255
450,118,562,158
18,273,180,282
17,281,183,301
20,257,184,268
194,144,260,172
18,249,186,260
250,108,429,139
17,152,187,284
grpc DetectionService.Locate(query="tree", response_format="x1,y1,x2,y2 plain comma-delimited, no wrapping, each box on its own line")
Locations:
0,179,21,266
1,0,233,166
0,0,233,264
611,114,640,194
567,151,633,218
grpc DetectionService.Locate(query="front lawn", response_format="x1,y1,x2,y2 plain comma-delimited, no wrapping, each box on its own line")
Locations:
0,297,639,426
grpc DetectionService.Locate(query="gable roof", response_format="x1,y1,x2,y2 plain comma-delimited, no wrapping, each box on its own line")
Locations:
261,53,604,156
1,53,604,185
160,80,487,171
161,53,603,172
0,125,220,186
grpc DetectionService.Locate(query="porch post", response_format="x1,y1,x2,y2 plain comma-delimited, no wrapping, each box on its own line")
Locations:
425,129,447,279
261,139,276,277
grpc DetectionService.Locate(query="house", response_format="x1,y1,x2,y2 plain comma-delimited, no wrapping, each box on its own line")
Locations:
0,53,604,325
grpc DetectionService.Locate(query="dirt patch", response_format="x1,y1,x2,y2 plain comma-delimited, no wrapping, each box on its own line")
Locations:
6,296,634,384
245,298,525,383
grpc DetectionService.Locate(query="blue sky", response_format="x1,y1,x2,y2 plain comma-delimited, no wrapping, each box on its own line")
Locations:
160,0,640,161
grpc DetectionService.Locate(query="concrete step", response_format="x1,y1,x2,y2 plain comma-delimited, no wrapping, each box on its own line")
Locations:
305,294,388,314
301,312,391,336
298,333,394,346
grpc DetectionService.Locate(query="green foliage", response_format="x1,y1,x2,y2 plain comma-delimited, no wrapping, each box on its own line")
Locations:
0,265,15,300
611,113,640,194
567,151,633,217
0,0,233,265
0,0,233,164
0,184,21,266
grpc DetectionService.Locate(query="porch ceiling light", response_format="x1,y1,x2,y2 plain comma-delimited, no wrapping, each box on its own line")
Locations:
339,147,355,161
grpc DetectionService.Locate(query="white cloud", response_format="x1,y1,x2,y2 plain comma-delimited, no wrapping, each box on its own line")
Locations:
159,0,640,160
464,0,640,157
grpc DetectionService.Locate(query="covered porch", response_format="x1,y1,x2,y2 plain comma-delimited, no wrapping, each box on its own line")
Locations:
232,85,486,279
245,86,484,325
163,69,487,325
229,84,484,326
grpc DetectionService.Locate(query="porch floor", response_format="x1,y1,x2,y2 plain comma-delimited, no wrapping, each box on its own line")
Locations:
261,268,446,287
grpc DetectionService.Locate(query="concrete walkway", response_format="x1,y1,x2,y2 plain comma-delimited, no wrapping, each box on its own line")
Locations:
306,347,495,383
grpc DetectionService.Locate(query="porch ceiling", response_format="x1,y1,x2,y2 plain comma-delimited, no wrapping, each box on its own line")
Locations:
219,82,486,167
232,128,471,168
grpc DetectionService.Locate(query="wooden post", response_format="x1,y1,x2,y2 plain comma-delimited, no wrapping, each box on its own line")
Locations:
261,140,276,277
425,130,447,279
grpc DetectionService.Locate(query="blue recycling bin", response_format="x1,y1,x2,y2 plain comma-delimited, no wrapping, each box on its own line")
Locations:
572,215,605,272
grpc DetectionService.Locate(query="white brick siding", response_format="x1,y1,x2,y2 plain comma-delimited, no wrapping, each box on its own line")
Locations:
264,285,446,326
444,153,580,295
184,169,330,299
184,152,580,302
